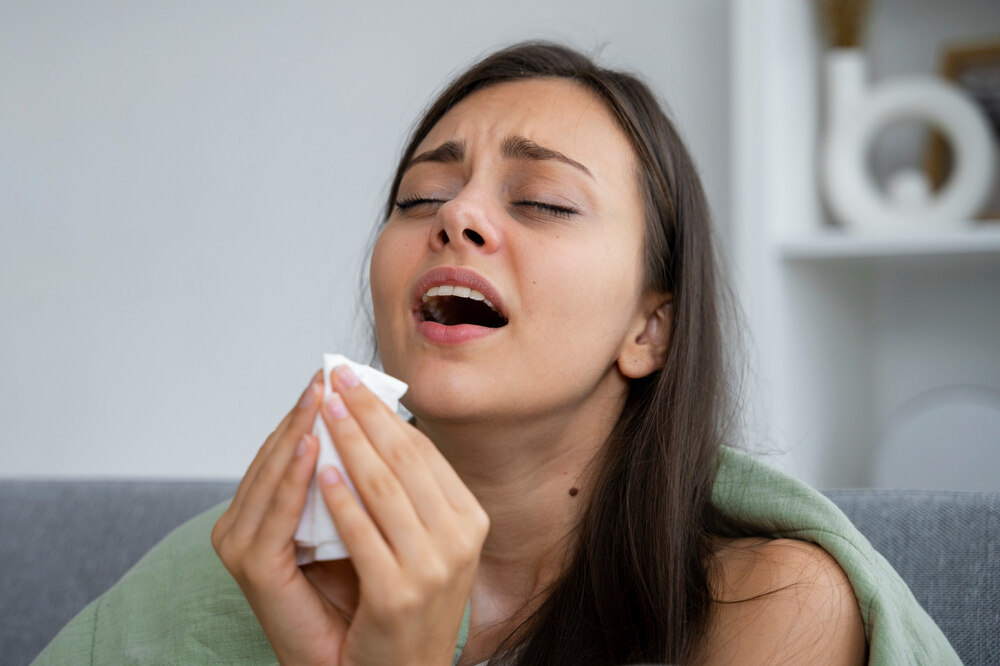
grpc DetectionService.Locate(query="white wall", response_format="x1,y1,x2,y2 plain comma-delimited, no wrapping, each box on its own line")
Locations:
0,0,731,478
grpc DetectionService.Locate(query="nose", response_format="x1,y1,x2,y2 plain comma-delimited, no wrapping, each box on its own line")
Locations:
429,189,502,254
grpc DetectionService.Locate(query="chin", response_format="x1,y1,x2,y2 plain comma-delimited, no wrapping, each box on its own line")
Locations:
399,366,490,422
405,395,498,427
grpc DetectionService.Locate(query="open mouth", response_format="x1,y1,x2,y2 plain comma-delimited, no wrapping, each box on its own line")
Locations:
420,285,509,328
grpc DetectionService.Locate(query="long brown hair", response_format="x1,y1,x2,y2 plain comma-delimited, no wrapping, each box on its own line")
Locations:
375,41,747,665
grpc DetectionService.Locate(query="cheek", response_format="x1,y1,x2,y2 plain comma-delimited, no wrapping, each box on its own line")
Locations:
526,237,642,348
369,234,392,313
370,226,416,314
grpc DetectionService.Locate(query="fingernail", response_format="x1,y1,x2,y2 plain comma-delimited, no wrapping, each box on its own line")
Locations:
298,382,317,409
295,434,308,457
323,392,348,420
320,465,340,486
335,364,360,388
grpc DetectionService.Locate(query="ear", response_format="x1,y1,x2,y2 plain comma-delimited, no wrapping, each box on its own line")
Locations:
616,293,673,379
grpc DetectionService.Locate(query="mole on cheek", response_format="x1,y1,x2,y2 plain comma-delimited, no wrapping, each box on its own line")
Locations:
569,487,579,497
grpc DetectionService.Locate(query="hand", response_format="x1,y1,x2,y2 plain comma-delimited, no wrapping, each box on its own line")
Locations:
211,366,489,665
313,364,489,665
212,369,350,664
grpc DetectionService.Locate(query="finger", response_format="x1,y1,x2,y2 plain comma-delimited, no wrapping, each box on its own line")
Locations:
228,410,293,519
229,370,322,517
317,465,399,583
330,366,453,530
330,365,485,530
320,390,431,561
254,431,319,555
231,375,323,542
329,367,483,523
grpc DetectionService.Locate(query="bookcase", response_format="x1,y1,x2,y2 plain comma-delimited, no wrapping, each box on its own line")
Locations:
730,0,1000,488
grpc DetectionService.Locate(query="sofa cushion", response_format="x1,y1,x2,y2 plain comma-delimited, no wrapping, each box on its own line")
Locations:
0,479,238,664
826,489,1000,665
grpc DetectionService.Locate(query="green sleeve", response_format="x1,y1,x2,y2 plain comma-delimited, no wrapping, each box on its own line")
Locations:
712,446,961,665
32,597,98,664
31,501,277,665
32,499,473,665
453,598,471,665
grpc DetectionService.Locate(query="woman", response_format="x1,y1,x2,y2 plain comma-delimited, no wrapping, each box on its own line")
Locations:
34,42,957,666
212,40,861,665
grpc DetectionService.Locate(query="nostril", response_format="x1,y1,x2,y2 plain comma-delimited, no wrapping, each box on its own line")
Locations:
463,229,485,246
438,229,449,244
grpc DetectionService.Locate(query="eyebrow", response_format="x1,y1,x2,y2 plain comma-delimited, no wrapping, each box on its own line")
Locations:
404,134,594,179
406,139,466,170
500,135,593,178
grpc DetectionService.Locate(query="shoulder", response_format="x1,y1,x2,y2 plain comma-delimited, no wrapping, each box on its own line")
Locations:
693,536,867,665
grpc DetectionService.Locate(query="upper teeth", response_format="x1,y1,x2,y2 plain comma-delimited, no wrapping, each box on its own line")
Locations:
422,285,498,312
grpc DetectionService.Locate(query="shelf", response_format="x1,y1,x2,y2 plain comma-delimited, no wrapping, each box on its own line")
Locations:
733,0,1000,488
775,223,1000,261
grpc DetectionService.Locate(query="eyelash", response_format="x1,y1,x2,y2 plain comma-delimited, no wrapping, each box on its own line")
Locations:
393,196,444,212
516,201,578,220
393,196,578,220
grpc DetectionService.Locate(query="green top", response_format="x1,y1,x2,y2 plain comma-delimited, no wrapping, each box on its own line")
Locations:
32,447,960,665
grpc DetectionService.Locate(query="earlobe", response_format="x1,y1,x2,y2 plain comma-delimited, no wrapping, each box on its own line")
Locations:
617,297,672,379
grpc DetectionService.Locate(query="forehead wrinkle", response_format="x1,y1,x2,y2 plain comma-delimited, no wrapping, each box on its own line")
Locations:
403,81,638,197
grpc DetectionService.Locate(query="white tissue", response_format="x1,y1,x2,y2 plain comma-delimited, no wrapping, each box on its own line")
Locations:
294,353,408,564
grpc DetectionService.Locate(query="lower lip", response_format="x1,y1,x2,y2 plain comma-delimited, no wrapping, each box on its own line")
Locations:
417,320,501,345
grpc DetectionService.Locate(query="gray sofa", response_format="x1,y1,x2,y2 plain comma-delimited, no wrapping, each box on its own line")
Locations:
2,480,998,665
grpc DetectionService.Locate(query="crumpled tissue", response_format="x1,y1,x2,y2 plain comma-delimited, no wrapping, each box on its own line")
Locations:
294,353,408,564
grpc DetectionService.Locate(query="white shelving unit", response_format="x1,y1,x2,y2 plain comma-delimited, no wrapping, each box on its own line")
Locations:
731,0,1000,489
776,226,1000,261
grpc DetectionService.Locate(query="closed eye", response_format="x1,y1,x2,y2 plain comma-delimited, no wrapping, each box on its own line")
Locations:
394,196,579,220
394,196,446,212
513,201,578,219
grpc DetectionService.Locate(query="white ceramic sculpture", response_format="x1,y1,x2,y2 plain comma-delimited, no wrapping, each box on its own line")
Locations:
821,48,997,233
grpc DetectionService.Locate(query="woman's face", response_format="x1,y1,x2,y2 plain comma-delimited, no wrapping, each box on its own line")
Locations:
371,77,652,424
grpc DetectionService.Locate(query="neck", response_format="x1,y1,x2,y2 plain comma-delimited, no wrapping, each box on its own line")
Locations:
414,374,627,652
427,410,606,568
